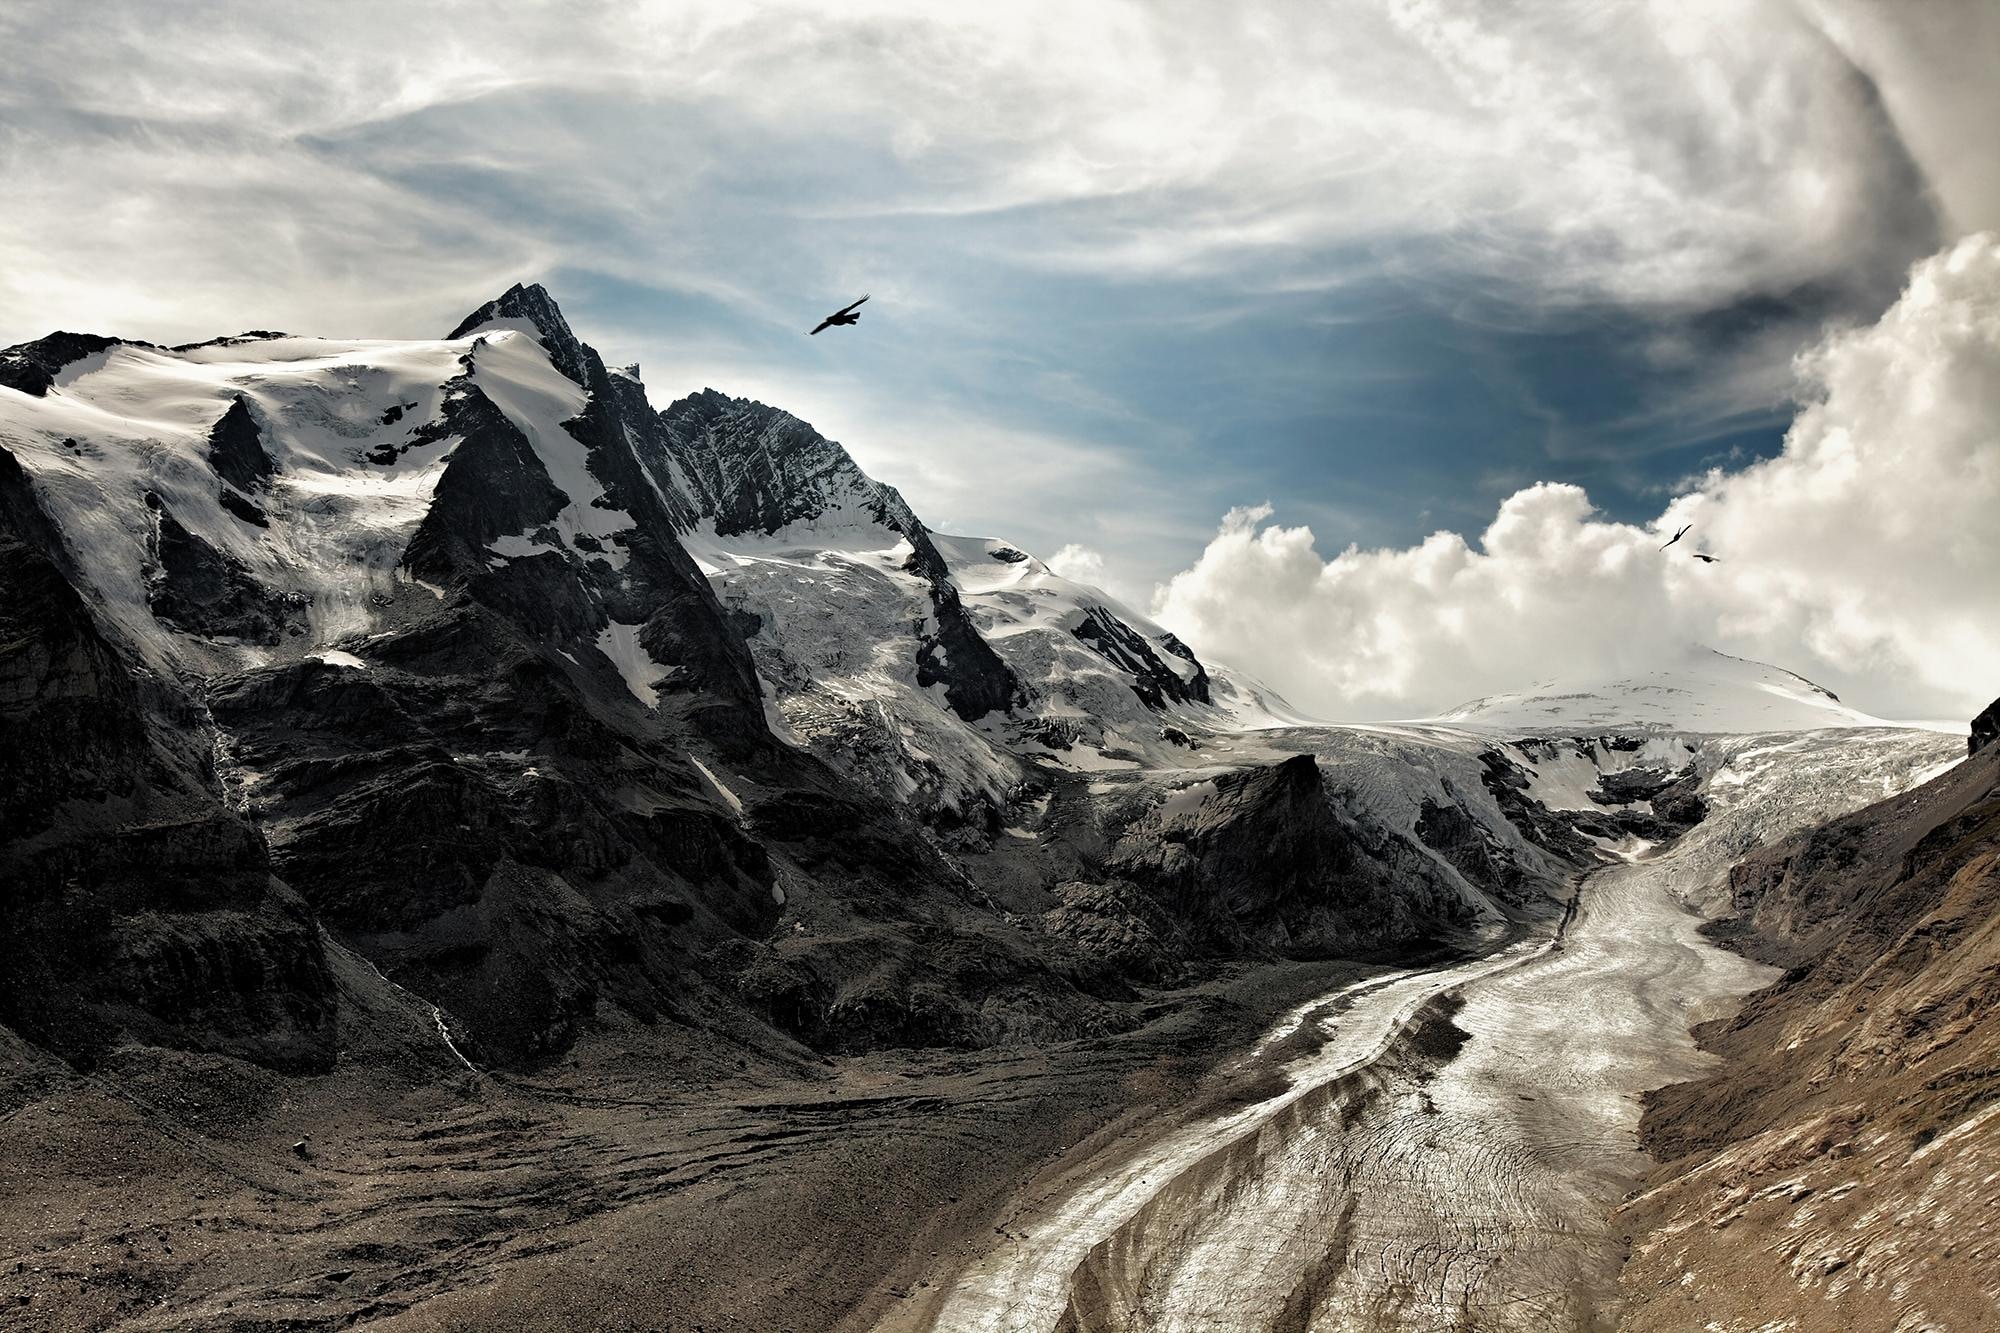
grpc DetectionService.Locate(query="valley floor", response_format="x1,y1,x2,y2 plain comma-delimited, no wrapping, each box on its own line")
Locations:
1,949,1464,1333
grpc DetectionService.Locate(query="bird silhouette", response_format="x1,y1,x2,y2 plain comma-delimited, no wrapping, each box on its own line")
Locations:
809,295,869,335
1660,523,1691,551
1690,552,1720,563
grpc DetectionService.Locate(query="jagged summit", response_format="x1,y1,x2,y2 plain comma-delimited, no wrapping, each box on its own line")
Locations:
659,388,922,541
448,281,591,385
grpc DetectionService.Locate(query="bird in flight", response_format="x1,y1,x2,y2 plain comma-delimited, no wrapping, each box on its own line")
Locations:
1690,552,1721,564
1660,523,1692,551
809,295,869,335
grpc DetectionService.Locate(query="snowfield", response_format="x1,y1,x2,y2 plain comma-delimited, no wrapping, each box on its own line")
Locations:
1435,647,1898,733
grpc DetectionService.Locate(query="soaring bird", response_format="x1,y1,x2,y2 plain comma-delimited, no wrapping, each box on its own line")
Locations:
1660,523,1692,551
809,295,869,335
1690,552,1720,564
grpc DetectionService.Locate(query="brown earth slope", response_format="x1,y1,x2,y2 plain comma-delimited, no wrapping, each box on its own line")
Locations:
1618,738,2000,1331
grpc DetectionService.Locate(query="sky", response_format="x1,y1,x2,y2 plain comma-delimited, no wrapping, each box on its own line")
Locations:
3,1,1997,720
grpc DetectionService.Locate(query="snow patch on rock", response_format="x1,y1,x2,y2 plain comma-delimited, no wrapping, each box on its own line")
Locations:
596,619,670,707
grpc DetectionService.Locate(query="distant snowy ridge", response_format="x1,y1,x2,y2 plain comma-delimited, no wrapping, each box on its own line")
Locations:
1433,647,1897,734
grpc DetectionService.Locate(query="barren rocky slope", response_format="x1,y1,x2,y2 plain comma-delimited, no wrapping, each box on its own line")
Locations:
1619,713,2000,1330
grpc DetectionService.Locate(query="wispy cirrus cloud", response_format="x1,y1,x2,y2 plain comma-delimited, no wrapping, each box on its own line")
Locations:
3,1,1995,610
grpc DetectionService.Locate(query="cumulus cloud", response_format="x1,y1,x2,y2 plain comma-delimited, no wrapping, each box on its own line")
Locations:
1046,544,1108,585
1153,234,2000,721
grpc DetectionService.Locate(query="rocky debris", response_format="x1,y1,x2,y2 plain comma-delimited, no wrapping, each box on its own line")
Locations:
0,448,335,1072
1039,880,1180,985
0,331,122,396
1622,741,2000,1330
1972,694,2000,756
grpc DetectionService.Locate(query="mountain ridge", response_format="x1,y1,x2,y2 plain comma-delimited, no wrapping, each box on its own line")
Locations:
0,283,1548,1075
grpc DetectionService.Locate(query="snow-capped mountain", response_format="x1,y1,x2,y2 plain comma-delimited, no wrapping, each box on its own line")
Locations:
643,386,1306,828
0,284,1527,1076
1435,647,1891,733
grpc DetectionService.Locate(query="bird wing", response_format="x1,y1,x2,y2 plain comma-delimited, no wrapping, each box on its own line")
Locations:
834,294,870,317
808,318,833,335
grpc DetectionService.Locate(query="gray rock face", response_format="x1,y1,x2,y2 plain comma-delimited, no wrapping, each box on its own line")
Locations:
1972,696,2000,756
659,389,921,539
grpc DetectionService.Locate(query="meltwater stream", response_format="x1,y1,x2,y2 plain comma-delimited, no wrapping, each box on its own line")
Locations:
897,852,1770,1333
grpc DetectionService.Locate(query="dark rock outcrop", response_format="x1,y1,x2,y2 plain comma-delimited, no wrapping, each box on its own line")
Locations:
1072,607,1211,710
145,499,306,644
205,395,275,495
0,331,121,396
422,300,770,745
656,389,1020,721
1479,741,1706,858
1415,788,1532,903
449,281,594,387
1088,755,1474,966
1972,695,2000,757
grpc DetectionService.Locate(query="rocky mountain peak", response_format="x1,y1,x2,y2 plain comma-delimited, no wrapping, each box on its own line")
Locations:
658,389,920,539
448,282,591,386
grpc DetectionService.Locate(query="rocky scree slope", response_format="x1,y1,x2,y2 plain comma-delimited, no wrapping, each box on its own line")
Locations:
0,287,1566,1079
